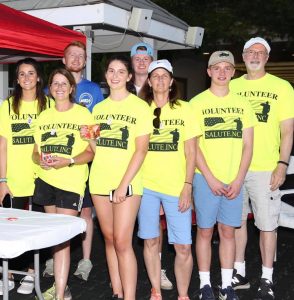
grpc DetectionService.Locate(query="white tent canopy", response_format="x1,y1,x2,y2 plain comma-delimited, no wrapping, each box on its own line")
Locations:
0,0,204,97
2,0,203,53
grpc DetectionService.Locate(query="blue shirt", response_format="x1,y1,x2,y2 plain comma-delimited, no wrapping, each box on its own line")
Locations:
45,78,104,112
75,79,104,112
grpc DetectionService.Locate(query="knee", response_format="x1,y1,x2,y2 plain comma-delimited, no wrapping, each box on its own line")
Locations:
144,237,160,251
198,228,213,240
113,236,131,254
174,244,191,259
218,226,234,240
103,231,115,247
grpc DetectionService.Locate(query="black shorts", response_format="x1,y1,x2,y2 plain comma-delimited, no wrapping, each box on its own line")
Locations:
2,195,44,212
82,180,93,208
33,178,83,212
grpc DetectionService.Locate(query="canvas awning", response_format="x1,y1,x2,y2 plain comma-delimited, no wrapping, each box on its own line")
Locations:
0,3,86,63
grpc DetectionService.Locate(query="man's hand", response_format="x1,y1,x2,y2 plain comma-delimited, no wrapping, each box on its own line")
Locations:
270,164,287,191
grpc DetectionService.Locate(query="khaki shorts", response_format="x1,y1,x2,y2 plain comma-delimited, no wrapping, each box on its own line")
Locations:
242,171,281,231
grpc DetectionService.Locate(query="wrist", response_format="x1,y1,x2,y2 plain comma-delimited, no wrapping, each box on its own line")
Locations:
277,160,289,167
68,158,75,167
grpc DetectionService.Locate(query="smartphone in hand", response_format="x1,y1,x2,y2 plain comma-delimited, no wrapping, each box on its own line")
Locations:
109,184,133,202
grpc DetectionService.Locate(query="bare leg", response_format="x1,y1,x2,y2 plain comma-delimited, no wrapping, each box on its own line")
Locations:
234,220,247,262
218,223,235,269
196,227,214,271
143,238,161,292
174,244,192,297
260,231,276,268
44,206,78,299
80,207,93,260
159,222,163,258
92,195,123,298
113,195,141,300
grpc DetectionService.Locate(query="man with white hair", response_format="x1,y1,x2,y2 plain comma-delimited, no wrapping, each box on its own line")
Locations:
230,37,294,299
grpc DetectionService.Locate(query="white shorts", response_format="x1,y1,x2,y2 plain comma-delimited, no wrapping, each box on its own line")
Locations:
242,171,281,231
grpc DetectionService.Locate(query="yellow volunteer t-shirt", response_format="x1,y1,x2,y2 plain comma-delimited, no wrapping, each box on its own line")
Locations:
142,100,202,196
0,97,53,197
230,73,294,171
190,89,256,184
34,104,94,196
89,93,153,195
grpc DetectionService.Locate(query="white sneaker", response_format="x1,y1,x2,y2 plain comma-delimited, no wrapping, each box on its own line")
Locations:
43,258,54,277
74,259,93,281
17,275,34,294
0,279,15,295
160,269,173,290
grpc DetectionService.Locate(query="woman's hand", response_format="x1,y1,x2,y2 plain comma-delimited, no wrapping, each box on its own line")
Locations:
0,182,12,205
112,185,128,204
47,156,71,170
178,184,192,212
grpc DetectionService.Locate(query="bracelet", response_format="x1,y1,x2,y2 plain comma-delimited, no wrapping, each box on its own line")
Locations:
184,181,192,185
0,178,7,183
277,160,289,167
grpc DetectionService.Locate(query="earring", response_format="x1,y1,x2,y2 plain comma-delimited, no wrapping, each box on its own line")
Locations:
169,86,172,92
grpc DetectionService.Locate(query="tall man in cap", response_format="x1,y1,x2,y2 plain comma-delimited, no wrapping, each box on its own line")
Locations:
190,51,255,300
130,42,174,291
230,37,294,299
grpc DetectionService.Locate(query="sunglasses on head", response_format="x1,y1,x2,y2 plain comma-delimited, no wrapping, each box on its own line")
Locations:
153,107,161,129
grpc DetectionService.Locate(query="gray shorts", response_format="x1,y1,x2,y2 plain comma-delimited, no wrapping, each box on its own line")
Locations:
242,171,281,231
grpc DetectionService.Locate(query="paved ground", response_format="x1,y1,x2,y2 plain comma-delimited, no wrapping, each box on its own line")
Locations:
2,219,294,300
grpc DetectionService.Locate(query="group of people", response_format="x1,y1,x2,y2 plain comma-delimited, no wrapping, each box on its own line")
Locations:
0,36,293,300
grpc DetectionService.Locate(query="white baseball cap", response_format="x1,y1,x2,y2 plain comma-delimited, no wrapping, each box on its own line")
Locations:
243,37,271,53
148,59,173,74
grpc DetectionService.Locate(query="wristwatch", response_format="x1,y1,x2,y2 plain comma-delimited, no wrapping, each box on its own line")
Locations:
68,157,75,167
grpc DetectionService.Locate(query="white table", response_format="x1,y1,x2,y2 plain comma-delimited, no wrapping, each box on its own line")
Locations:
0,208,86,300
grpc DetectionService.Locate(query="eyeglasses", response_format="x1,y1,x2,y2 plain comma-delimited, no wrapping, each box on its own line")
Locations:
153,107,161,129
244,50,267,57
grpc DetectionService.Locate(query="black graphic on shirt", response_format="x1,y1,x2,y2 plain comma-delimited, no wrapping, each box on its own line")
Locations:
11,123,35,145
120,126,129,142
100,123,111,131
11,123,30,132
204,117,225,126
256,101,271,123
41,131,57,142
149,128,180,152
40,132,75,156
204,117,243,139
66,133,75,147
96,123,129,150
234,118,243,131
153,128,160,135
